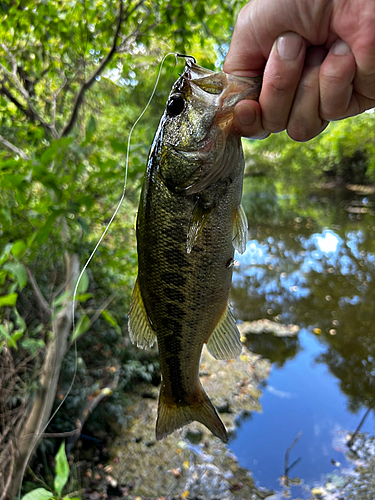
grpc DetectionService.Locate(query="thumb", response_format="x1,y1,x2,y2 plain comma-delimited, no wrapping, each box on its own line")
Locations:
224,3,270,76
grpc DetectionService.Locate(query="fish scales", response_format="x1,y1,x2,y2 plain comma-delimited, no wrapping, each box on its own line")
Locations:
129,58,261,442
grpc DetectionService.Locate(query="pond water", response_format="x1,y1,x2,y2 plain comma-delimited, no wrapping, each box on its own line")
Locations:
229,178,375,498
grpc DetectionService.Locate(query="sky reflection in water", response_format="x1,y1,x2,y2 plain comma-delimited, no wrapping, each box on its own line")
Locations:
229,186,375,498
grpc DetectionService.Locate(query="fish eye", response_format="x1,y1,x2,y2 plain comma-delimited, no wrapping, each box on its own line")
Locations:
166,94,185,117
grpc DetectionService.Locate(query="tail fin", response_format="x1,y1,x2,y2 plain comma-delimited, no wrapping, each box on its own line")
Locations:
156,383,228,442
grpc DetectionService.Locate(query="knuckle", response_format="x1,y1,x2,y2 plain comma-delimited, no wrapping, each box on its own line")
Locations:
287,121,317,142
320,107,343,121
320,100,342,120
262,118,286,134
320,70,345,89
320,91,354,121
264,74,291,94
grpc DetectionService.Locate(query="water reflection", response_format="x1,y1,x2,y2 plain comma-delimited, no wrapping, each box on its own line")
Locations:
230,178,375,495
243,332,299,368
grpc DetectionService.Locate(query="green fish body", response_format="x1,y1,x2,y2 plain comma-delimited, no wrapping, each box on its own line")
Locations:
129,59,261,442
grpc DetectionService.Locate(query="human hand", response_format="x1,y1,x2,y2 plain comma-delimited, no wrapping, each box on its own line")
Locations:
224,0,375,141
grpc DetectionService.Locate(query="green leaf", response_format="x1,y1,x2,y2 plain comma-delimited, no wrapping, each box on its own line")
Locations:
0,292,18,307
0,243,13,266
0,324,11,341
10,330,23,347
81,115,97,146
86,115,97,136
0,270,6,285
21,338,45,354
76,270,89,294
2,208,12,225
101,309,121,334
110,138,128,154
52,291,72,308
54,441,69,497
75,293,93,303
11,239,27,257
14,308,26,333
3,262,28,290
36,211,62,244
71,314,90,341
20,487,54,500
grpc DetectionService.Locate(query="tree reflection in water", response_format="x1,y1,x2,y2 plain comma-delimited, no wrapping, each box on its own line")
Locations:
229,178,375,494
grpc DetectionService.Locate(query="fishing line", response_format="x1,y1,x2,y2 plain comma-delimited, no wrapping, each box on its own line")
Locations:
19,51,183,496
71,51,179,326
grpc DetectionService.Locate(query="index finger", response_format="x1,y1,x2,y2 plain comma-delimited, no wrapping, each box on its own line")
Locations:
224,0,332,76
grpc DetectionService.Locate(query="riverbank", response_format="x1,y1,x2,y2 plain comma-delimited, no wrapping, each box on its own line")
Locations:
108,345,272,499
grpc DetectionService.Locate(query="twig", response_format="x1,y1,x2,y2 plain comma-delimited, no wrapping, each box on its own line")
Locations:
59,0,123,138
41,420,82,438
0,82,33,120
0,42,33,101
347,397,375,448
284,431,302,487
88,292,117,329
52,71,67,129
0,43,58,137
26,267,52,317
0,134,30,160
66,370,119,453
0,441,14,500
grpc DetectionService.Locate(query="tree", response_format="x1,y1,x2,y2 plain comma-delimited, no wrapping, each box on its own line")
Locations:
0,0,243,496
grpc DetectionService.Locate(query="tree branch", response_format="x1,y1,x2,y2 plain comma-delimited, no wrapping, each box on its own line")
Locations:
59,0,123,138
66,370,119,453
0,134,30,160
26,267,52,317
52,71,68,129
88,292,117,330
0,82,34,120
0,43,58,138
9,253,80,497
41,419,82,439
0,441,14,500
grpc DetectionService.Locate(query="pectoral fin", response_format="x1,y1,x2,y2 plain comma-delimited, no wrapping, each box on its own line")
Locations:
128,278,156,349
186,200,211,254
233,204,248,254
206,305,242,360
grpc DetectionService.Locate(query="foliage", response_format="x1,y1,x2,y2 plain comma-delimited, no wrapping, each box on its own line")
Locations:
21,441,81,500
0,0,247,495
1,0,375,495
243,110,375,186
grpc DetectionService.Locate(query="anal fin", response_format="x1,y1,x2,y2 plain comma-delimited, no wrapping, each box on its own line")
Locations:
206,305,242,360
233,204,248,254
128,278,156,349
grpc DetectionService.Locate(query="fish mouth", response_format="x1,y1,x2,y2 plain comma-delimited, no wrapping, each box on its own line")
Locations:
216,73,262,127
183,58,262,128
163,60,262,194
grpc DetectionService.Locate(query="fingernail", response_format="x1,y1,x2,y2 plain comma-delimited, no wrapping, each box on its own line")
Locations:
332,39,351,56
277,32,303,60
236,101,256,126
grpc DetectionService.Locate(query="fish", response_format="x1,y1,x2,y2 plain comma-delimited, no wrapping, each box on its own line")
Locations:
128,57,261,442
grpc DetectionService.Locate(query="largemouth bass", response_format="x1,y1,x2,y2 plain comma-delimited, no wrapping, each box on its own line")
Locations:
129,58,261,442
